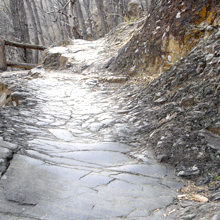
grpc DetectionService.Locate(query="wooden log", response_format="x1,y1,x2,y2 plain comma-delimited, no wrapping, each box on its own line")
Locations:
0,39,7,71
7,61,37,69
5,40,47,51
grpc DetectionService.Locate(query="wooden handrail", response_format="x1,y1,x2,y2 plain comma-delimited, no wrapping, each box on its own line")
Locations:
6,61,37,69
0,39,7,71
0,38,47,71
5,40,47,51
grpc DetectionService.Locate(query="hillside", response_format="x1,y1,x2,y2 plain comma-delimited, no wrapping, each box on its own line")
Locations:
111,1,220,217
104,0,220,176
110,0,220,76
39,1,220,218
42,0,220,180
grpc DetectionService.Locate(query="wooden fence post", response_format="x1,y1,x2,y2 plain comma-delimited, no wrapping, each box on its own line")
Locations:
0,38,7,71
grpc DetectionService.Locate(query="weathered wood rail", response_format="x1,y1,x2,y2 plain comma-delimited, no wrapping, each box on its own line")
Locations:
0,38,47,71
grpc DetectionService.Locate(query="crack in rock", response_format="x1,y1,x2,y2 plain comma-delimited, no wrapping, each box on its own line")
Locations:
0,211,41,220
6,197,38,206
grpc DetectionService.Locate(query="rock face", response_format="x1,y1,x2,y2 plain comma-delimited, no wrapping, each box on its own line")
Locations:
127,28,220,176
110,0,220,76
42,52,68,70
0,140,17,176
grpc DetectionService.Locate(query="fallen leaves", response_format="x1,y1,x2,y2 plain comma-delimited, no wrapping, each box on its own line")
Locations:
177,194,209,202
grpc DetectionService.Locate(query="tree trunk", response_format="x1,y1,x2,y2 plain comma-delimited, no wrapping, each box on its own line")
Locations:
145,0,149,11
18,0,33,63
47,0,61,41
107,0,118,29
38,0,53,44
69,1,74,35
118,0,123,23
69,0,83,39
58,0,69,40
31,0,45,46
58,12,66,41
25,0,39,63
9,0,32,63
63,5,72,39
123,0,129,20
44,0,57,42
9,0,22,40
74,0,87,40
94,0,108,37
83,0,96,40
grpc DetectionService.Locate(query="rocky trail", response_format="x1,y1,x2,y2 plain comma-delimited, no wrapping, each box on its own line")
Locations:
0,21,220,219
0,39,184,219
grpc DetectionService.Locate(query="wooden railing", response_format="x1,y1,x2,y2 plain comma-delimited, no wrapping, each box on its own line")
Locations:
0,38,47,71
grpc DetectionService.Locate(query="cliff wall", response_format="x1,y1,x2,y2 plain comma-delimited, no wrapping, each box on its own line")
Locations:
110,0,220,78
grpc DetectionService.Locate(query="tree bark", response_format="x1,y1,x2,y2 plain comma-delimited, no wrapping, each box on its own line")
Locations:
44,0,57,42
31,0,46,46
47,0,61,41
83,0,96,40
145,0,149,11
57,0,69,41
69,0,75,34
63,4,72,39
118,0,123,23
94,0,108,37
9,0,21,41
38,0,53,44
69,0,83,39
25,0,39,63
74,0,87,40
9,0,32,63
18,0,33,63
107,0,118,29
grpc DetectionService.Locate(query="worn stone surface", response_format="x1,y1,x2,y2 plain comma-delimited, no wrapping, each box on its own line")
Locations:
1,7,220,218
0,64,183,219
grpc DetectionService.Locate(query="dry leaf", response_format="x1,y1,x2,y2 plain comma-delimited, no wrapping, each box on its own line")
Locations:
168,209,176,214
177,194,187,199
153,208,161,213
191,194,208,202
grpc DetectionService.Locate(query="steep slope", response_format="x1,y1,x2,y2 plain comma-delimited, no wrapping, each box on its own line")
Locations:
110,0,220,77
109,0,220,177
105,0,220,177
129,29,220,177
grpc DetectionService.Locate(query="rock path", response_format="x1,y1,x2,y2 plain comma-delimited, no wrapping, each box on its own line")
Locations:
0,40,183,220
